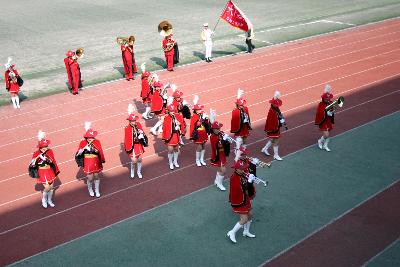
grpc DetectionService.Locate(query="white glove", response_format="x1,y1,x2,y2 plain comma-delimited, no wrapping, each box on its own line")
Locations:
30,159,36,166
202,113,208,119
84,144,90,151
222,133,230,141
251,158,260,165
247,174,256,183
39,154,47,161
327,111,333,117
182,100,188,106
78,148,84,155
162,94,168,100
175,125,180,130
138,133,144,139
280,119,285,124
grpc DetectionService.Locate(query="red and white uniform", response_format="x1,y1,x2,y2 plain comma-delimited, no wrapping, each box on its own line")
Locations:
163,36,175,71
124,122,145,158
64,54,73,90
151,82,166,116
5,66,20,94
77,139,105,174
70,59,81,94
140,71,152,104
210,132,227,167
121,44,137,80
315,94,334,131
265,99,283,138
231,106,252,137
190,112,209,144
31,149,60,185
229,170,256,214
162,113,185,146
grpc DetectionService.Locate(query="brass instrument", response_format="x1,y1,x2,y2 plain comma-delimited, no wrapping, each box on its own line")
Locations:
325,96,344,111
243,172,268,187
218,131,235,144
117,36,135,46
163,40,175,52
247,156,271,168
74,48,85,60
158,21,173,37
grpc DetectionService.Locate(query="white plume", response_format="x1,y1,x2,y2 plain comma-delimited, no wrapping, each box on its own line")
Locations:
128,103,135,115
170,83,177,92
167,96,174,106
193,95,199,105
274,90,281,99
84,121,92,131
4,57,12,69
234,149,242,162
37,130,45,141
324,84,332,93
152,73,159,82
237,88,244,99
140,62,146,72
209,108,217,123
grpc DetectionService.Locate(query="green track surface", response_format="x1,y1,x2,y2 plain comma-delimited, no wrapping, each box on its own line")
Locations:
1,0,400,105
12,112,400,266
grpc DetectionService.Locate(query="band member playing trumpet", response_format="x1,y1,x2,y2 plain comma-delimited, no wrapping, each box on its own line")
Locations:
120,36,137,81
4,57,21,109
76,122,105,197
171,84,190,145
140,63,153,119
125,104,147,179
29,131,60,208
162,100,186,170
66,49,83,95
315,84,335,152
64,51,74,91
231,89,252,149
189,95,210,167
150,78,168,135
227,160,257,244
163,34,175,71
262,91,285,161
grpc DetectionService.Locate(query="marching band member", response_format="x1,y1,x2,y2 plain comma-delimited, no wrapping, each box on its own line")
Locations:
121,36,137,81
209,109,232,191
262,91,285,161
150,77,168,135
162,98,186,170
171,84,190,145
140,63,153,119
67,50,82,95
76,122,105,197
125,104,147,178
201,23,214,62
245,27,255,53
4,57,21,109
163,34,175,71
189,95,209,167
315,84,335,152
29,131,60,208
64,51,74,91
231,89,252,149
227,160,257,243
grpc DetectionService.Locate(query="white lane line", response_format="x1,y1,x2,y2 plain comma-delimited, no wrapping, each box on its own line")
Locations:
1,19,399,121
361,239,400,267
321,19,357,26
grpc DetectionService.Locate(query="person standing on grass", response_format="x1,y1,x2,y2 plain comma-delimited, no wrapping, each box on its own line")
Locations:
120,36,137,81
315,84,335,152
227,160,257,244
163,34,176,71
125,104,147,179
245,27,255,53
75,122,105,197
4,57,22,109
29,131,60,209
262,90,285,161
201,23,214,62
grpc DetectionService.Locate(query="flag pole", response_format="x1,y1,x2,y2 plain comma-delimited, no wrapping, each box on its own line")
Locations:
213,0,231,32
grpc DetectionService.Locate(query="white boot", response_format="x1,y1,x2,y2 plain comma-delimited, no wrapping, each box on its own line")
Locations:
318,136,324,150
195,151,201,167
130,162,135,178
173,152,180,168
235,137,243,149
11,97,17,109
87,180,95,197
243,221,255,238
15,95,20,109
180,135,185,146
200,149,207,166
323,138,331,152
142,107,151,120
214,173,226,191
168,153,174,170
261,141,271,156
151,119,163,135
94,180,101,198
227,222,242,244
137,162,143,179
41,191,48,208
47,190,55,208
273,146,283,161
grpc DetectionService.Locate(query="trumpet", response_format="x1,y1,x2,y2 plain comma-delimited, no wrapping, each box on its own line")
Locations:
244,172,268,187
73,48,84,60
163,41,175,52
247,156,271,168
218,131,235,143
117,37,129,46
325,96,344,111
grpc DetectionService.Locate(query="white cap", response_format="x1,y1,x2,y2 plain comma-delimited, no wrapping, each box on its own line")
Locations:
274,90,281,99
203,23,208,27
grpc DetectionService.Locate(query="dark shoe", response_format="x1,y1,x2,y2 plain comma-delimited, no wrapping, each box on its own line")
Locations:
208,58,213,62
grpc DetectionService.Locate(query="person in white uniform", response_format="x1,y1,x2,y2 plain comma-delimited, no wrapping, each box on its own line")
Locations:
201,23,214,62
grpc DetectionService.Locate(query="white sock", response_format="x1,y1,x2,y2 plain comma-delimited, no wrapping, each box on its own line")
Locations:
196,151,201,163
173,151,179,167
200,149,206,165
94,180,100,197
263,140,272,151
236,137,243,149
137,162,142,174
11,97,17,108
273,145,279,156
168,153,174,167
15,95,20,108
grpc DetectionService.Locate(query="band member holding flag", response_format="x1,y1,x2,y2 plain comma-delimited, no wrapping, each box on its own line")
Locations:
231,88,252,149
76,122,105,197
246,27,256,53
262,91,285,161
201,23,214,62
162,98,186,170
4,57,22,109
315,84,335,152
125,104,147,179
29,131,60,208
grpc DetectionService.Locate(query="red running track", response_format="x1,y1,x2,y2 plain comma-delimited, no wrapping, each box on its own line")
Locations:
0,18,399,265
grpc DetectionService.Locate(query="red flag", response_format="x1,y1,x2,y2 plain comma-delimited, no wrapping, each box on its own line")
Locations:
220,0,253,32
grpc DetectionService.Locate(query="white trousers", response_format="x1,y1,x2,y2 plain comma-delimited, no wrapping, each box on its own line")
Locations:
205,41,213,58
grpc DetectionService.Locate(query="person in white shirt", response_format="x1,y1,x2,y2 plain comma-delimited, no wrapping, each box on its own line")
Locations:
201,23,214,62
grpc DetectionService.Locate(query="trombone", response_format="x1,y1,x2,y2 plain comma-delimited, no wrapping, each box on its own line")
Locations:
325,96,344,111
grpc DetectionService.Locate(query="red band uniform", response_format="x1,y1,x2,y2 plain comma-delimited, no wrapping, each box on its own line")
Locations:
315,92,334,132
77,131,105,175
64,51,74,90
231,98,252,138
32,140,60,186
5,65,20,94
265,98,283,138
229,161,256,214
162,109,185,146
163,35,175,71
210,123,228,167
124,115,145,159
